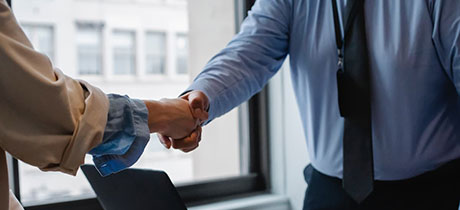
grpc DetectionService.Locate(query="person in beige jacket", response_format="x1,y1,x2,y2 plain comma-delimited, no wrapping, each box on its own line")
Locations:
0,0,208,209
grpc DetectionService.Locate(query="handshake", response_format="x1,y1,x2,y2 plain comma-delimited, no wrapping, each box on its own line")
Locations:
143,91,209,153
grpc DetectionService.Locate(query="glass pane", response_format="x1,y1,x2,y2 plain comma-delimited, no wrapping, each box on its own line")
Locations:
77,24,103,75
176,33,188,74
13,0,243,206
113,31,136,75
145,32,166,74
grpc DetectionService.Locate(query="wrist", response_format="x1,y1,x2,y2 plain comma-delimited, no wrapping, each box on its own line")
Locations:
143,100,168,133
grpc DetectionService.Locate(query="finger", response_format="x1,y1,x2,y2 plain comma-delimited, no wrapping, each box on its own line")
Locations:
194,109,209,124
182,143,199,153
180,92,207,124
171,134,198,150
187,127,202,150
182,92,209,124
188,92,209,121
180,92,190,100
189,93,205,110
157,134,172,149
171,130,199,149
178,127,202,152
158,134,171,149
196,126,202,143
157,134,166,146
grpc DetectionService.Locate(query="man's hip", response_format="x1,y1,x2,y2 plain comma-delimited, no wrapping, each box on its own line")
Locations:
303,159,460,210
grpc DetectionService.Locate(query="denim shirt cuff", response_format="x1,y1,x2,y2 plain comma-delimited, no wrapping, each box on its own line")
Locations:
89,94,150,176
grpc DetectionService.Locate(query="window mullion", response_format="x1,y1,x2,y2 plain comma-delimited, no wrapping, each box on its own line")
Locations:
6,154,21,202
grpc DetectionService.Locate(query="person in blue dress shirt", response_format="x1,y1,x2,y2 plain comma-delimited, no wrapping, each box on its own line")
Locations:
158,0,460,209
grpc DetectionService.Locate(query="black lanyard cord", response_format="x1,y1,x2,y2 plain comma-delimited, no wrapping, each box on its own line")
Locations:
331,0,343,50
331,0,344,69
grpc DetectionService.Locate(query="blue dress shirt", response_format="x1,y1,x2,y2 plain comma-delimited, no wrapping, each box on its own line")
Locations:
186,0,460,180
89,94,150,176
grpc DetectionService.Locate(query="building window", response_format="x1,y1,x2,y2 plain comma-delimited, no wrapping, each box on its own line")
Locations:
176,33,188,75
113,30,136,75
145,32,167,75
21,25,54,61
77,23,103,75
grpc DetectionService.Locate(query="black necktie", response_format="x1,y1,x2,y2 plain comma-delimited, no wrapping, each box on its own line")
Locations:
333,0,374,203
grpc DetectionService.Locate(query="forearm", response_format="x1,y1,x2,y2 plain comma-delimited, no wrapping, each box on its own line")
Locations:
143,100,169,133
186,40,285,123
185,0,290,123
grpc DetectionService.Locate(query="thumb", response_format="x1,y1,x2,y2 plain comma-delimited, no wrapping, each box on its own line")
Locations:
188,91,209,122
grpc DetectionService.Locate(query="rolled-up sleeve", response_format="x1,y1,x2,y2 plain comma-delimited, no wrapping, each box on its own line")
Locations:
89,94,150,176
0,0,109,176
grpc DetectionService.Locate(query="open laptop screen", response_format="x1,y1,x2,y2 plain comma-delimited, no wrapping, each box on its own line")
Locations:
81,165,187,210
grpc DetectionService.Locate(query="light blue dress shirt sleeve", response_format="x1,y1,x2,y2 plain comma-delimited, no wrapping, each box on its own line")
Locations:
186,0,292,123
88,94,150,176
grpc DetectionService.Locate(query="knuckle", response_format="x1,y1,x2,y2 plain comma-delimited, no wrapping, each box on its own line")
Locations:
158,137,165,143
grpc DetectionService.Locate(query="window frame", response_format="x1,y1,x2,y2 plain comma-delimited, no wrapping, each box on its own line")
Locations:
11,0,270,209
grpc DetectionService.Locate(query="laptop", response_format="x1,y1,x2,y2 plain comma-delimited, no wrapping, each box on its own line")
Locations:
81,164,187,210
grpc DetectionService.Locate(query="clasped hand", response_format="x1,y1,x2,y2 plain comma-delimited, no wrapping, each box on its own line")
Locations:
144,91,209,153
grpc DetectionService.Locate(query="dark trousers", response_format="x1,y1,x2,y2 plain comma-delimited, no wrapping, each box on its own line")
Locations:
303,159,460,210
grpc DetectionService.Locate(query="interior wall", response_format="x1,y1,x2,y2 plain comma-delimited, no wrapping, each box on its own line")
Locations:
268,60,309,210
187,0,241,180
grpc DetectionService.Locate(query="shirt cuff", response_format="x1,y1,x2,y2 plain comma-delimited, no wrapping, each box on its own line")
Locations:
89,94,150,176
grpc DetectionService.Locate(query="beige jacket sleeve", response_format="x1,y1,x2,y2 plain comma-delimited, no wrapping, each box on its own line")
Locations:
0,0,109,174
8,191,23,210
0,1,109,208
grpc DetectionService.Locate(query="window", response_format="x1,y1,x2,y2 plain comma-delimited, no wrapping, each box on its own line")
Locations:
21,25,54,61
12,0,267,209
176,33,188,75
77,23,103,75
145,32,167,75
113,30,136,75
